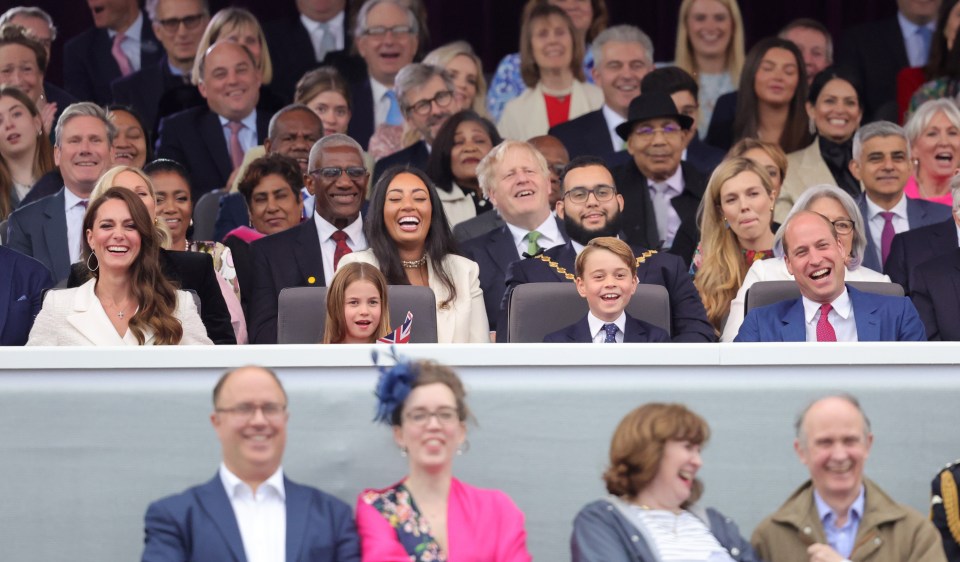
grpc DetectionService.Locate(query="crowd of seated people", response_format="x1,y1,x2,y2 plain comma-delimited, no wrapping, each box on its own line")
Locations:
2,0,960,346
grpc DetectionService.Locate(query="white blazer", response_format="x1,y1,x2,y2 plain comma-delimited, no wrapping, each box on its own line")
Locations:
338,250,490,343
775,140,844,223
497,80,603,141
26,279,213,346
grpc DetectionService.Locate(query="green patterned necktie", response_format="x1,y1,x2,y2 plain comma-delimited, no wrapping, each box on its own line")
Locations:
525,230,542,256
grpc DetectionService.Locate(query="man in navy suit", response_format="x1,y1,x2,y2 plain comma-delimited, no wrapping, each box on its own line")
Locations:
849,121,953,273
63,0,164,105
549,25,653,169
503,156,715,342
7,102,113,282
885,201,958,293
736,211,925,342
461,140,568,335
157,41,270,200
0,246,54,346
911,248,960,341
141,366,360,562
247,134,369,344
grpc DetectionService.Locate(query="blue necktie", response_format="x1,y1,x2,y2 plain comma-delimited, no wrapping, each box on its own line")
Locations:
918,26,933,65
602,323,618,343
385,90,403,126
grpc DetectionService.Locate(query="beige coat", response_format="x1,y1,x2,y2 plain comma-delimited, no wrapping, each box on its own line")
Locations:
752,478,946,562
775,140,841,223
497,81,603,141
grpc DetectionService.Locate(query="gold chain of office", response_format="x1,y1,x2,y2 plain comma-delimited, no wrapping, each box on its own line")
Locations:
535,250,658,281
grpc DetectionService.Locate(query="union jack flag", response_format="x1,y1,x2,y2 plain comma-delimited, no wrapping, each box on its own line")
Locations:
378,311,413,344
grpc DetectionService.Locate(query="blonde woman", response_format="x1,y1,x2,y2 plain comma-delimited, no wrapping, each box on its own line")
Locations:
190,7,273,86
424,41,489,118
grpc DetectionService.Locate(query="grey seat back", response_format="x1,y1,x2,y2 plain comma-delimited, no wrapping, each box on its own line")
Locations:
192,190,223,242
745,280,905,313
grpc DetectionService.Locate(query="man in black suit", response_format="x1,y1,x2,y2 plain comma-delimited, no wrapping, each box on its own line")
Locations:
63,0,164,105
461,140,568,335
886,216,958,294
549,25,652,169
612,91,707,267
156,41,269,200
372,63,460,182
502,156,715,343
836,0,939,122
111,0,209,135
911,248,960,340
346,0,419,150
247,134,369,344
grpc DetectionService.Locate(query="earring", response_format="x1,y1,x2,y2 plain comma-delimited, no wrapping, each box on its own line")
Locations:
723,218,730,229
189,218,194,227
808,117,816,136
86,252,99,272
399,446,408,458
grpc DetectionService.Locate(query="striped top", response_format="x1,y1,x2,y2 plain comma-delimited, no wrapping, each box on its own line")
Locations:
630,506,736,561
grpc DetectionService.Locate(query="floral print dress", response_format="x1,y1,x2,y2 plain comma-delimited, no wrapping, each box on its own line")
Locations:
361,483,445,561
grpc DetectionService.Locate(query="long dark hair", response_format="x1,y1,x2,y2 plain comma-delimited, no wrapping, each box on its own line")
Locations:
365,166,460,309
81,187,183,345
425,110,501,194
925,0,960,80
733,37,811,154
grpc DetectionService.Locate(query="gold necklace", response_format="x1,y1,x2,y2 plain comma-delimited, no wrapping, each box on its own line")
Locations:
402,255,427,268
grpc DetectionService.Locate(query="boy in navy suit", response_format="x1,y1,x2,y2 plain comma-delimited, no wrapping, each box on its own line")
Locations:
543,237,670,343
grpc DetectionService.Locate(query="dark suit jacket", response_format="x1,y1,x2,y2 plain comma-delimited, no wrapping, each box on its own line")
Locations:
502,240,716,343
156,106,270,201
857,195,953,272
613,160,706,267
18,169,64,209
910,248,960,341
44,82,78,145
346,78,374,151
6,188,71,282
549,109,618,163
111,56,194,136
141,474,360,562
63,15,164,105
836,16,910,122
543,312,670,343
213,192,250,244
460,217,568,332
0,246,55,346
686,136,725,178
263,13,356,103
734,284,926,342
67,250,236,345
884,218,958,294
452,211,505,243
705,91,737,152
372,140,429,185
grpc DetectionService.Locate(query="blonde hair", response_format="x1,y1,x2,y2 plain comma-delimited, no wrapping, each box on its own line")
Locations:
92,165,171,249
673,0,745,85
323,262,392,343
694,157,775,332
191,7,273,86
424,40,488,118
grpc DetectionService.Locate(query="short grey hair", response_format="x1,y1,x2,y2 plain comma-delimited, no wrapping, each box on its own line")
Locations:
267,104,321,141
776,184,868,269
354,0,418,39
0,6,56,42
55,102,116,147
592,24,654,67
308,133,364,171
794,393,872,448
394,63,454,110
145,0,210,22
852,120,910,163
904,98,960,145
476,140,550,200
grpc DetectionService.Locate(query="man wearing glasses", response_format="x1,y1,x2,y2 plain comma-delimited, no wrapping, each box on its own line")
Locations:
372,63,461,183
612,90,707,268
248,134,369,344
141,366,361,561
500,155,715,342
112,0,209,135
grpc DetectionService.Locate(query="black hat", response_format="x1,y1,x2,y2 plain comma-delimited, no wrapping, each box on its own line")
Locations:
615,91,694,141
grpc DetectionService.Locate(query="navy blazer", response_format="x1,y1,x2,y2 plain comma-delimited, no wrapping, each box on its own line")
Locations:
156,106,271,201
705,91,737,152
543,312,670,343
734,284,926,342
835,16,910,122
911,248,960,341
372,141,429,185
346,78,375,151
460,216,568,332
63,15,164,105
686,136,725,178
213,192,250,244
502,240,715,342
857,195,953,272
0,247,55,346
6,188,71,282
884,218,958,294
141,474,360,562
452,211,505,242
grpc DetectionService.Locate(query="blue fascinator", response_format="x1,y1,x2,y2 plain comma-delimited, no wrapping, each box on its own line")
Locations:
372,346,420,425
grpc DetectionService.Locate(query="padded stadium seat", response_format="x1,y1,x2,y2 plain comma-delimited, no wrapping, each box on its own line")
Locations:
744,280,905,313
191,189,223,242
506,282,671,343
277,285,439,343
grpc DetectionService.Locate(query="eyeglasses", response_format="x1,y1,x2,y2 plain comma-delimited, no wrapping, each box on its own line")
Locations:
216,402,287,421
361,25,415,38
563,184,618,204
309,166,368,179
404,407,460,426
406,90,454,116
831,219,854,234
156,14,206,32
632,124,683,142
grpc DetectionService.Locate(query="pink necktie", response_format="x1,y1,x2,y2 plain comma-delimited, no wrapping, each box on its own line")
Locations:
227,121,244,169
879,211,896,266
816,303,837,342
111,32,133,76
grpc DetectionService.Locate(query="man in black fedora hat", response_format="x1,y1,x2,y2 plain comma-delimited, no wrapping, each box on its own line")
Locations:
612,90,707,267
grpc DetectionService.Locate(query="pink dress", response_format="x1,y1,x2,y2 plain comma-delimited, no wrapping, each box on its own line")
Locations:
356,477,531,562
904,175,954,207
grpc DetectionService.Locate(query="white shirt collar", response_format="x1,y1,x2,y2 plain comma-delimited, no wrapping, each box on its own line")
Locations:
370,78,392,103
505,213,562,251
801,286,852,325
314,209,364,244
300,9,344,31
955,222,960,247
219,462,286,501
587,310,626,339
601,104,626,150
63,187,86,209
897,11,936,35
108,10,143,40
218,109,258,129
865,192,908,221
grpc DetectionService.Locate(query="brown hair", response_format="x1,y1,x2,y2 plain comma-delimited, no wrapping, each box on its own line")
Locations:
0,85,53,220
322,262,392,343
519,4,586,88
81,187,184,345
0,23,47,73
603,403,710,503
390,360,472,426
295,66,352,111
575,237,637,279
727,137,788,185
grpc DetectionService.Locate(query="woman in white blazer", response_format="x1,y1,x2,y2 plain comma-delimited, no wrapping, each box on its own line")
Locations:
338,167,489,344
498,4,602,141
27,188,212,346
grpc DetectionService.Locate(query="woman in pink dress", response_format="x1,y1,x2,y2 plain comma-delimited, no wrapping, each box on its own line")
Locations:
356,354,531,562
